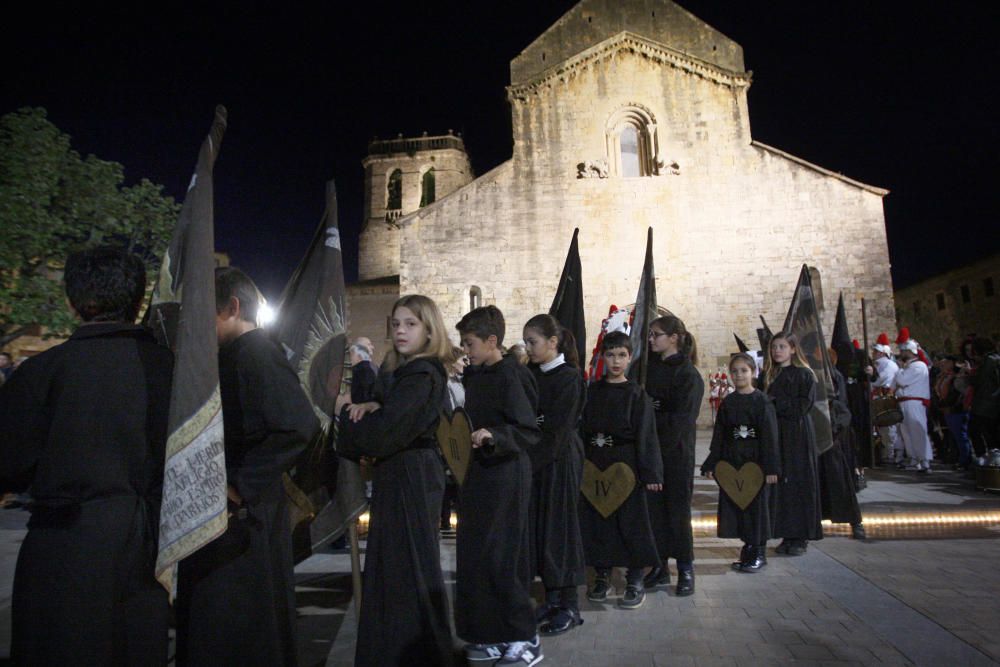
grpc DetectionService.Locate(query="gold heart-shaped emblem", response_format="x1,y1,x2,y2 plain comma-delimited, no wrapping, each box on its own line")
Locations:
581,460,637,519
436,409,473,485
714,461,764,510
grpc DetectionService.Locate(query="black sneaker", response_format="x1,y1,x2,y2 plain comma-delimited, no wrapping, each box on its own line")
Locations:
533,602,557,625
465,643,506,662
539,608,582,636
587,577,612,602
618,584,645,609
739,546,766,573
675,570,695,596
643,564,671,587
732,544,750,570
786,540,808,556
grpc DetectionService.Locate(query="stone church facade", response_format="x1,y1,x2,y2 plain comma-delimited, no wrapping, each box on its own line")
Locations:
349,0,896,387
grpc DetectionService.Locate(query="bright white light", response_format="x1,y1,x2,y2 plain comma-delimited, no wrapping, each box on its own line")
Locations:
258,302,277,327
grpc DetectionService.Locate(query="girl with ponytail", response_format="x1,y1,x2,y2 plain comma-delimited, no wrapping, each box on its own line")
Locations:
642,315,705,596
521,314,587,635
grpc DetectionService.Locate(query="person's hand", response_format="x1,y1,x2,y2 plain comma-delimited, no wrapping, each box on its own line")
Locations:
646,483,662,491
765,474,778,484
471,428,493,448
226,485,243,506
704,470,714,480
864,365,874,376
348,401,380,422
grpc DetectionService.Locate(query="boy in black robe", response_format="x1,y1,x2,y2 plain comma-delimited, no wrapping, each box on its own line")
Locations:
0,246,173,665
579,332,663,610
455,306,543,667
176,267,319,667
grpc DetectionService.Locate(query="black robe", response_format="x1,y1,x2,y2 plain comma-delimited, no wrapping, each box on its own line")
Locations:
766,365,823,541
455,354,540,644
643,353,705,564
819,368,863,525
176,328,318,667
578,379,662,569
528,362,586,590
338,357,454,667
701,390,780,545
0,323,173,666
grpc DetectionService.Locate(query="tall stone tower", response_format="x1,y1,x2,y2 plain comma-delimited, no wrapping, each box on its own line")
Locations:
358,132,474,281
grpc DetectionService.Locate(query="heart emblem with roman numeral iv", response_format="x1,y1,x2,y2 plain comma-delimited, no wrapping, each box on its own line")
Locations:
581,460,637,518
713,461,765,510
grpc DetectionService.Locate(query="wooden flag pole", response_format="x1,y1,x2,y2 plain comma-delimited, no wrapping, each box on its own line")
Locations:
348,522,362,615
861,297,877,468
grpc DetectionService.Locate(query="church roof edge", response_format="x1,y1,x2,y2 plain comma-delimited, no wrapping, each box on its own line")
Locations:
752,141,889,196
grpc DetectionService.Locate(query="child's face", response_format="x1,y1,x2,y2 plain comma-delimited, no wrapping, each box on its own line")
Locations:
522,327,558,365
603,346,631,379
461,333,497,366
648,326,679,355
392,306,428,357
730,359,754,390
770,338,793,366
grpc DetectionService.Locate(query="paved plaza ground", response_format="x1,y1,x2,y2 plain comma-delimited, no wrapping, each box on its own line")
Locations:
3,432,1000,666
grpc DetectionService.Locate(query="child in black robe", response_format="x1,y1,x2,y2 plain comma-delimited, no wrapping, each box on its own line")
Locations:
579,331,662,610
762,331,823,556
455,306,543,666
522,314,586,636
338,295,456,667
701,353,780,572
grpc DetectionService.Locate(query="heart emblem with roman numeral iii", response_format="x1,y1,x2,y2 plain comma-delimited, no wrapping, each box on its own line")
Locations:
581,460,637,518
714,461,765,510
436,409,473,485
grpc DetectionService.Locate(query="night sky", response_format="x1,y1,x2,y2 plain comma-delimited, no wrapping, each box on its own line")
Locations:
3,1,998,300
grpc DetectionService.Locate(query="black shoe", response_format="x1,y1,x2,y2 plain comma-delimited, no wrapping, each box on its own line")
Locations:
851,523,867,540
739,546,766,572
732,544,750,570
786,540,808,556
643,564,671,587
539,607,583,636
675,570,694,596
534,602,558,625
587,577,611,602
619,584,646,609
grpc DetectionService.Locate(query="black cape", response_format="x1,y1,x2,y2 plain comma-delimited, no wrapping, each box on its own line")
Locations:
338,357,454,666
766,365,823,541
176,328,319,667
701,390,780,544
528,361,586,589
579,379,662,568
0,323,173,666
643,353,705,563
455,354,540,644
819,368,863,525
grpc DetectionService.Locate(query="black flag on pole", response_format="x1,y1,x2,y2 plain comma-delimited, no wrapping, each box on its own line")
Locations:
734,332,750,353
148,106,228,597
628,227,657,387
830,292,854,378
271,180,366,561
781,264,835,454
549,228,586,365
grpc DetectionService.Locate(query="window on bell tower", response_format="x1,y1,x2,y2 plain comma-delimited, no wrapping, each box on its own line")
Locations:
420,168,436,207
386,169,402,210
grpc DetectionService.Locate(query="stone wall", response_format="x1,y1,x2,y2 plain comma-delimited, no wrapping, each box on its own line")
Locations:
394,38,895,422
345,277,400,364
894,254,1000,354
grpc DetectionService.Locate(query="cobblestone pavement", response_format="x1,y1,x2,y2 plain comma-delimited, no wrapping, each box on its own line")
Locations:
3,433,1000,666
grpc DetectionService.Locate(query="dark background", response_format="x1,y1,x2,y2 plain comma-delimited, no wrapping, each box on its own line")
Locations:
3,1,997,300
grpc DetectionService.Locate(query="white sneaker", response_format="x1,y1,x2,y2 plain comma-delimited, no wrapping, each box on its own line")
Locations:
497,635,543,666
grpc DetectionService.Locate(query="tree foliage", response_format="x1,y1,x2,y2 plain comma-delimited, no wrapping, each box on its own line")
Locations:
0,107,180,345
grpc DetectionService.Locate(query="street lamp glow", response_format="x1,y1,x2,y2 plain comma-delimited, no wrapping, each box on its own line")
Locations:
258,302,277,327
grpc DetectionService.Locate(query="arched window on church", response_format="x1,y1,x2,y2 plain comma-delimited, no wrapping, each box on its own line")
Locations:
606,105,659,177
386,169,403,211
469,286,482,311
420,168,436,207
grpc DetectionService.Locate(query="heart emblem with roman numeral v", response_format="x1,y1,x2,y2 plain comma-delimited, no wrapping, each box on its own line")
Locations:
581,460,637,518
714,461,765,510
436,409,473,485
